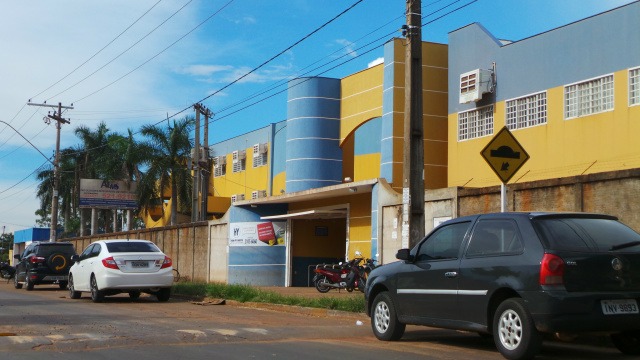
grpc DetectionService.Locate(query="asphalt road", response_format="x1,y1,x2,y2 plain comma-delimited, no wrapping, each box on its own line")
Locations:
0,281,625,360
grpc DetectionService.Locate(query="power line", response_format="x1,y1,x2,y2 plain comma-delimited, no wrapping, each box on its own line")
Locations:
71,0,235,105
31,0,164,101
47,0,195,101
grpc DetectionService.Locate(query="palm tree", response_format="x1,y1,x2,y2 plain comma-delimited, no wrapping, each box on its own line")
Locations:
138,117,194,226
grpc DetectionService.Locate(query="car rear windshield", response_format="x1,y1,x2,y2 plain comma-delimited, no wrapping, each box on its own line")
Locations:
105,242,161,253
37,245,75,256
532,217,640,252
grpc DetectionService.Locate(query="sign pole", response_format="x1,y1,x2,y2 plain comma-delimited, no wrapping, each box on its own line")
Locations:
501,183,507,212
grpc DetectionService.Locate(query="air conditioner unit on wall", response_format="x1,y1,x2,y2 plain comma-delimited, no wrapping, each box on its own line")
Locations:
251,190,267,199
252,143,268,156
214,155,226,166
232,150,246,162
459,68,494,104
231,194,245,203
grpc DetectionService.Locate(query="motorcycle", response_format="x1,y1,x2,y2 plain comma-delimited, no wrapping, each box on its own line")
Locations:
312,252,367,293
0,261,15,281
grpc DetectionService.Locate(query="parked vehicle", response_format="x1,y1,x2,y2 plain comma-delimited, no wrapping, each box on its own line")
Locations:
313,252,367,293
365,212,640,360
13,241,76,290
68,239,173,303
0,261,15,280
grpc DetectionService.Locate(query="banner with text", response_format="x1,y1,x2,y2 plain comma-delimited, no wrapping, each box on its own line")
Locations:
229,221,286,246
79,179,138,209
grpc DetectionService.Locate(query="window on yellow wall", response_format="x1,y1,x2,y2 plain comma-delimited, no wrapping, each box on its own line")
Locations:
630,67,640,106
458,105,494,141
564,74,614,119
506,91,547,130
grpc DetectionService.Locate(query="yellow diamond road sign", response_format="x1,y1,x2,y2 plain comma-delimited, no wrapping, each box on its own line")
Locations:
481,127,530,184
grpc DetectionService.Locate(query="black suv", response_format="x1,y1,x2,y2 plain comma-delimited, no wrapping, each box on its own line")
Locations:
365,212,640,359
13,241,76,291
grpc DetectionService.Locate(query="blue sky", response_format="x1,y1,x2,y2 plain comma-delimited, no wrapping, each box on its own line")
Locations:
0,0,636,234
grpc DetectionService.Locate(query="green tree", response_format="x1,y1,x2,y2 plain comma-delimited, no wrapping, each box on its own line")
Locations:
138,117,194,226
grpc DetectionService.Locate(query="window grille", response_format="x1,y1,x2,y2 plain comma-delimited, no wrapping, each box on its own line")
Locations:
458,105,494,141
506,92,547,130
565,74,614,119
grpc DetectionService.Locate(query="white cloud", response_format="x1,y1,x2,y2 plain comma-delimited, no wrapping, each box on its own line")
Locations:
368,57,384,68
335,39,358,58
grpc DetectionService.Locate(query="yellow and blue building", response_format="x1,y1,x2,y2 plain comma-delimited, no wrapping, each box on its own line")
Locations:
142,2,640,286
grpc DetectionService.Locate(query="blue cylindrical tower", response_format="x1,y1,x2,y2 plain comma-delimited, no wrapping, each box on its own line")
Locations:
286,77,342,193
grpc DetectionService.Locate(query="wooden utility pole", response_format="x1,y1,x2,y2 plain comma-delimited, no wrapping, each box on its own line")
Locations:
28,101,73,242
402,0,425,249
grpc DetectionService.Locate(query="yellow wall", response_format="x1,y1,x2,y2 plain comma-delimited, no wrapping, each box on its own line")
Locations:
388,41,449,191
212,145,271,199
354,153,381,181
340,65,384,144
448,68,640,188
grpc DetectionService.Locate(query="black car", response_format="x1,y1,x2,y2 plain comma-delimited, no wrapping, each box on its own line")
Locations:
364,212,640,360
13,241,76,290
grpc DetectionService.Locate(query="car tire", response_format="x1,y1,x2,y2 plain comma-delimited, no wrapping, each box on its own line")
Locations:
14,274,22,289
156,288,171,302
129,291,141,300
90,275,104,303
25,276,34,291
493,298,541,360
68,275,81,299
611,330,640,355
371,291,405,341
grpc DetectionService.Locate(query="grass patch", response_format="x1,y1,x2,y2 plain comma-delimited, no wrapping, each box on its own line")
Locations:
172,282,365,313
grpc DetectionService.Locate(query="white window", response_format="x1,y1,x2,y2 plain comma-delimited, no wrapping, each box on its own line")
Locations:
458,105,494,141
630,67,640,106
564,74,614,119
506,92,547,130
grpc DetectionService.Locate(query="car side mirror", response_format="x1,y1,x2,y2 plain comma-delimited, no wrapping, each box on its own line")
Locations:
71,254,80,263
396,248,413,261
13,254,20,261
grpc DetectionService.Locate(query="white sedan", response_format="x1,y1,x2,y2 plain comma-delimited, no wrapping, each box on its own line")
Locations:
68,239,173,302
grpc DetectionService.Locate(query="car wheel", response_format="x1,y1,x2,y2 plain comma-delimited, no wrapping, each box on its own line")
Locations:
129,291,141,300
313,276,331,293
68,275,81,299
90,275,104,303
156,288,171,302
371,291,405,341
14,274,22,289
25,276,34,291
611,330,640,355
493,298,541,360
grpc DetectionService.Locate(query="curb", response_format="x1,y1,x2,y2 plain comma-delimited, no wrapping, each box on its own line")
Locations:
225,299,366,320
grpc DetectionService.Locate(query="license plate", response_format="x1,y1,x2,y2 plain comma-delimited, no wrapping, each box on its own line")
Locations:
43,276,67,281
601,299,639,315
130,261,149,268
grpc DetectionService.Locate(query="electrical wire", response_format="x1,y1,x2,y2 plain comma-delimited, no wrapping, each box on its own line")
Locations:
31,0,164,101
47,0,195,101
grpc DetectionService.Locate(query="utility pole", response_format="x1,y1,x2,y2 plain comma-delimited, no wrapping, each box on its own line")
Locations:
192,103,213,222
200,106,213,221
28,101,73,242
191,105,201,222
402,0,425,249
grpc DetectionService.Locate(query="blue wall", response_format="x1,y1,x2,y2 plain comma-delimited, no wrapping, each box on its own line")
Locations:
227,204,289,286
286,77,342,192
14,228,50,244
380,40,397,184
449,2,640,113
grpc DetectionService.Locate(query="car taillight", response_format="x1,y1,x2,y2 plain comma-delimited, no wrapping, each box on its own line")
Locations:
540,253,565,285
102,256,120,270
29,256,46,264
159,256,172,269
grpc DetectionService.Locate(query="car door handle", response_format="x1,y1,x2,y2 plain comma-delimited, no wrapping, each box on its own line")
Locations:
445,272,458,278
